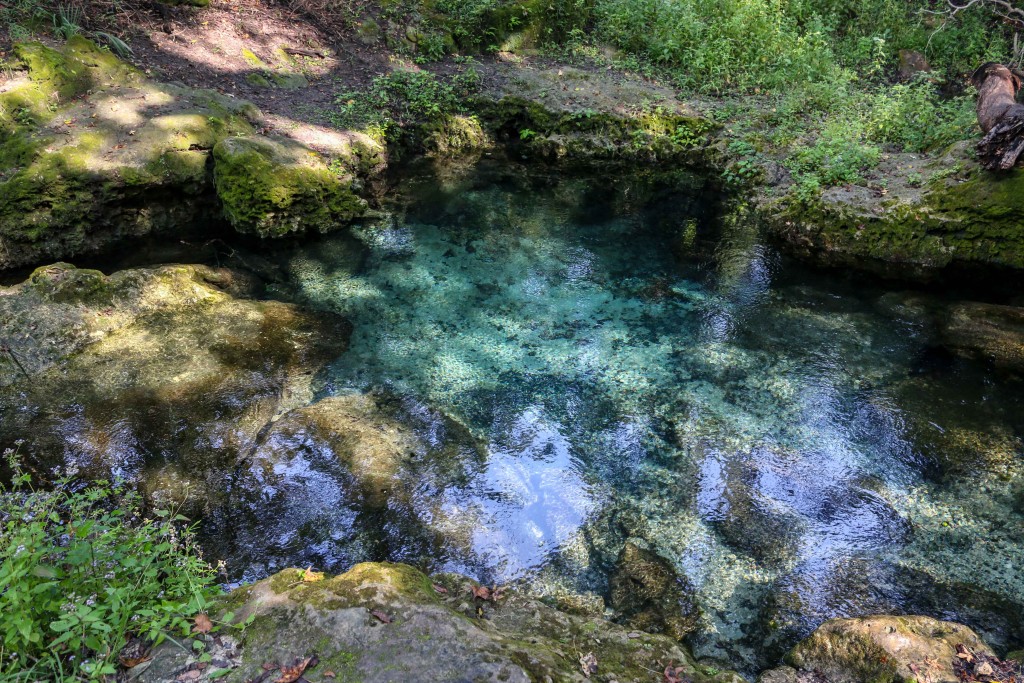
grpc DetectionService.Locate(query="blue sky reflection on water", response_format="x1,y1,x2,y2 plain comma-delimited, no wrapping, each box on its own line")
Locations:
279,166,1024,670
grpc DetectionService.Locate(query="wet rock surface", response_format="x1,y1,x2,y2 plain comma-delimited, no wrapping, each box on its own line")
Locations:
940,301,1024,369
609,539,700,641
0,262,350,492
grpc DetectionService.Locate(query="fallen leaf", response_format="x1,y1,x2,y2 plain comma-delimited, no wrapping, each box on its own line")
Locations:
663,663,687,683
470,585,492,601
323,672,336,679
579,652,598,678
262,662,278,671
370,610,392,624
470,585,505,602
976,661,994,676
118,637,151,668
956,644,975,663
432,584,448,594
176,671,201,682
192,613,213,634
275,655,318,683
302,566,324,583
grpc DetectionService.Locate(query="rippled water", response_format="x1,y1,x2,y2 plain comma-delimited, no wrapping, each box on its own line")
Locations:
5,159,1023,673
264,160,1024,670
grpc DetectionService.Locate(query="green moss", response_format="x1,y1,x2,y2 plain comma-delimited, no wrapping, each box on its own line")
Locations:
241,48,267,69
212,136,366,237
776,166,1024,271
245,72,273,88
473,96,717,166
422,114,491,156
14,36,136,102
28,262,112,303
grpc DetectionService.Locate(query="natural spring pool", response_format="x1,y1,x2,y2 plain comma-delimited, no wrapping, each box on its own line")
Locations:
6,160,1024,673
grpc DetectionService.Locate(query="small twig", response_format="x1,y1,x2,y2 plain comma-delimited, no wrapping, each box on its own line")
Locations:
1,346,29,378
283,46,326,58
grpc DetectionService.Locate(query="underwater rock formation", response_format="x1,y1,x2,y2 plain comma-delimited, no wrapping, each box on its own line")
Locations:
137,563,745,683
609,539,701,641
940,301,1024,370
0,262,350,496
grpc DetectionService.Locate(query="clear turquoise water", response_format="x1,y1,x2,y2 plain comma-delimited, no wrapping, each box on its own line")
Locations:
4,157,1021,673
263,160,1024,670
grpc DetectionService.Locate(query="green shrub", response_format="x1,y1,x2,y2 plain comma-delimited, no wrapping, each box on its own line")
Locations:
0,448,218,681
862,80,976,152
332,67,481,140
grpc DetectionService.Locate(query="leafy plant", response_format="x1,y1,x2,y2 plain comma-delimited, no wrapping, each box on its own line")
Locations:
51,4,82,39
332,68,481,141
0,447,219,681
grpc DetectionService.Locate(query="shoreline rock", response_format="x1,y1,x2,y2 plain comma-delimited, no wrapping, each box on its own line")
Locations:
138,563,746,683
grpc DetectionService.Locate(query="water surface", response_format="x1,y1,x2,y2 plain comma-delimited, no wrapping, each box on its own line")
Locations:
5,159,1022,673
272,161,1024,669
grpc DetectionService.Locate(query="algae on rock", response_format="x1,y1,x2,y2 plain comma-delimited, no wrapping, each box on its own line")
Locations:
783,615,993,683
137,563,746,683
212,136,367,237
0,263,350,517
0,37,370,270
768,150,1024,272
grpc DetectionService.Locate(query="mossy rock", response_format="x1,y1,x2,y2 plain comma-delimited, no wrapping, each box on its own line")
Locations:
0,39,262,270
137,563,746,683
785,615,994,683
422,113,492,157
212,136,366,237
771,160,1024,272
473,92,717,168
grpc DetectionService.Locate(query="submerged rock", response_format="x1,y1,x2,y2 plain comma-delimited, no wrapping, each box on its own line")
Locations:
0,262,349,498
609,539,700,641
940,301,1024,369
783,615,992,683
138,563,746,683
220,393,489,575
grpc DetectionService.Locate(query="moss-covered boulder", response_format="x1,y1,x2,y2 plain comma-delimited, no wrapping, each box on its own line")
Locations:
769,151,1024,272
0,37,262,270
783,615,993,683
0,262,350,514
0,37,372,270
212,136,367,237
136,563,746,683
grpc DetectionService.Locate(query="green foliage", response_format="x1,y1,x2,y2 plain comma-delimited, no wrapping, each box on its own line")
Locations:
758,76,976,196
51,4,82,39
0,448,218,681
789,124,882,186
332,67,481,140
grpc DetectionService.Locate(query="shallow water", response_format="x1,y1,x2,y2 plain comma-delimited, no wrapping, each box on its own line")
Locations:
5,159,1023,673
274,161,1024,670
